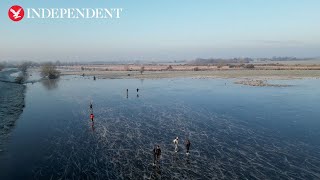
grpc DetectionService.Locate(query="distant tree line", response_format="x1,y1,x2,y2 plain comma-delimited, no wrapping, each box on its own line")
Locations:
191,58,253,65
257,56,315,61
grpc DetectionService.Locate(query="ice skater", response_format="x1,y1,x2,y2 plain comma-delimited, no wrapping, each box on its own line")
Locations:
185,139,191,155
90,113,94,122
89,102,93,114
126,89,129,98
156,145,161,160
173,137,179,152
153,145,161,166
136,88,139,93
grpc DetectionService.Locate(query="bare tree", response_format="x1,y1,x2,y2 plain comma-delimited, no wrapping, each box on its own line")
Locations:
14,62,32,84
19,62,32,74
40,62,61,79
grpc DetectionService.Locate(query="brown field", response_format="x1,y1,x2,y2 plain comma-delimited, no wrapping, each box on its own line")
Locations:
59,64,320,80
60,62,320,72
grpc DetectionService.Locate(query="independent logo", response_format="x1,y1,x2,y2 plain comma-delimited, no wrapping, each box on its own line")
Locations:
8,5,25,22
7,5,123,22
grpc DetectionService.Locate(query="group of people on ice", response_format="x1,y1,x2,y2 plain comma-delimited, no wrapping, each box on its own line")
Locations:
153,137,191,166
88,102,191,167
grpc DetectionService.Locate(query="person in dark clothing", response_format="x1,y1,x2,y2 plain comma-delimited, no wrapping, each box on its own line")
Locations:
93,76,96,80
89,103,93,114
153,145,161,166
185,139,191,155
136,88,139,92
156,145,161,160
126,89,129,98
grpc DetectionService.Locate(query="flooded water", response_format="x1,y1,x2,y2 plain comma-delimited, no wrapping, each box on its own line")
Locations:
1,76,320,179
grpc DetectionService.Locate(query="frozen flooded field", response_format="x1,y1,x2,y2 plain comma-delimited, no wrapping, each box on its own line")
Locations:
1,76,320,179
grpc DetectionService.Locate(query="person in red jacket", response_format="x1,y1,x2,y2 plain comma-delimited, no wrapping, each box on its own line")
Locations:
90,113,94,121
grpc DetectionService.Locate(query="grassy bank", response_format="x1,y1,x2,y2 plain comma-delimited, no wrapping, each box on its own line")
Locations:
0,69,26,153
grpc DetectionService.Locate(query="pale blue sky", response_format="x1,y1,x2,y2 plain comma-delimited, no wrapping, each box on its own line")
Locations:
0,0,319,61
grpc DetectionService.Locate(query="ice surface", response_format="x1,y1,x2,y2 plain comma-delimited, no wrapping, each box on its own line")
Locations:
1,77,320,179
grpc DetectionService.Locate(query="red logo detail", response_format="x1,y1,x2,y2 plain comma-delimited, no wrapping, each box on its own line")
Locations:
8,5,25,22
